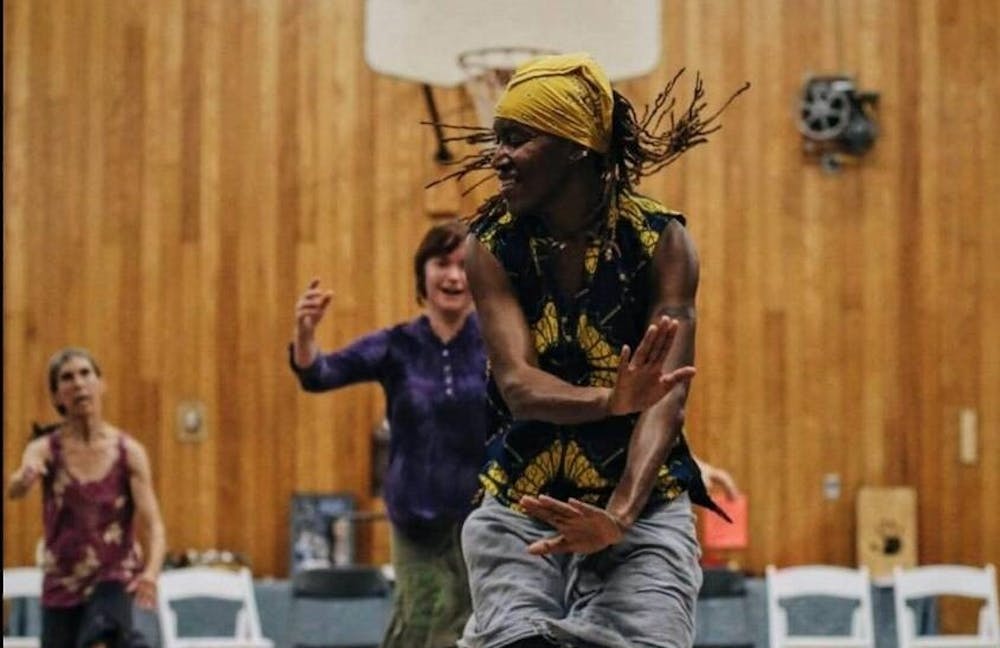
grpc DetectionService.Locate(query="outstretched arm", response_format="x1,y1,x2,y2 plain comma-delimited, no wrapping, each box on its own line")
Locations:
289,277,389,392
694,454,740,500
466,236,693,424
126,437,167,609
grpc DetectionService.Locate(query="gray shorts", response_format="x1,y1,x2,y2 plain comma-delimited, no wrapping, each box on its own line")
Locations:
459,493,703,648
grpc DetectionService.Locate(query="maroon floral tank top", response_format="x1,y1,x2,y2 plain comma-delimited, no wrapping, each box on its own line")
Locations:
41,431,143,607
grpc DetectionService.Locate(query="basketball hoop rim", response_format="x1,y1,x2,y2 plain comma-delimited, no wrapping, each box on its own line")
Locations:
457,46,560,75
457,46,560,129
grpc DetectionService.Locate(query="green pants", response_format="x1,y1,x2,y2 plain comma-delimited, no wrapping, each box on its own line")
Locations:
380,521,472,648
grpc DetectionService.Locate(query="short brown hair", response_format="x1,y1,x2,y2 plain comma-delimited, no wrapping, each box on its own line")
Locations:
413,221,468,302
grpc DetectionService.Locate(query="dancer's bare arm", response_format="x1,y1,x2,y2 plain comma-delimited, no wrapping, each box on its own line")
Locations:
605,220,698,527
126,437,166,608
694,455,740,500
466,236,693,424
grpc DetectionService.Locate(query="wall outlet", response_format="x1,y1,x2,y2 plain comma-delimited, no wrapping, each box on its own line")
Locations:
823,473,842,500
177,401,206,442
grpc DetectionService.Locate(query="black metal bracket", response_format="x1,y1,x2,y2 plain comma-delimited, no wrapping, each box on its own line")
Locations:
422,84,454,163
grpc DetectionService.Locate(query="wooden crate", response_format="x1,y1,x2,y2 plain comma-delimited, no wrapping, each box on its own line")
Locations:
856,487,917,583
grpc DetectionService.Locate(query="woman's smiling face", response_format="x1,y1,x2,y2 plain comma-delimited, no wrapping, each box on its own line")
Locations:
423,242,472,317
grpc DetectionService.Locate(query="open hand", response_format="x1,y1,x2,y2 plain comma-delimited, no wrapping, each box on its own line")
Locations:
13,460,47,491
607,316,695,416
520,495,624,556
294,278,334,337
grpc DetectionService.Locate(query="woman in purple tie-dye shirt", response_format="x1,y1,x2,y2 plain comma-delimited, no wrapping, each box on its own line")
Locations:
290,221,486,648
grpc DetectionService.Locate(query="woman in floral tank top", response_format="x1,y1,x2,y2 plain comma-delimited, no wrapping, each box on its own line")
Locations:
7,348,166,648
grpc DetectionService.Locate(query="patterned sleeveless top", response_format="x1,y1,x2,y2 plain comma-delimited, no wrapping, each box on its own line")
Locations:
470,192,724,517
41,431,143,607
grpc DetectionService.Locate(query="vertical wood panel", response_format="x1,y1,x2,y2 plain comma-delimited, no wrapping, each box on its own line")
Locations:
977,0,999,569
4,0,998,578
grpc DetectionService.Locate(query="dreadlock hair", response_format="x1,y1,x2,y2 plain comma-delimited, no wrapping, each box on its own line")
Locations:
425,69,750,225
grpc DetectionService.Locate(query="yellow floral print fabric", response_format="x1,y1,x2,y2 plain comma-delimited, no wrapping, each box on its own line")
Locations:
471,193,713,511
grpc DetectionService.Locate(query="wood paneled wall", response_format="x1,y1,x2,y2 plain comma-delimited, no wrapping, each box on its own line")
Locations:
5,0,998,578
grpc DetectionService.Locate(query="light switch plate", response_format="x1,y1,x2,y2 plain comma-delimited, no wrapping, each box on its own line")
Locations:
959,407,978,464
823,473,842,501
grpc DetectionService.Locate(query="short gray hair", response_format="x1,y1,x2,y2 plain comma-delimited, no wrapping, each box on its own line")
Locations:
47,347,102,414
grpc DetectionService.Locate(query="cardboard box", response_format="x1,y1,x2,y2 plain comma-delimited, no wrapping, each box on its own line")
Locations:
856,487,917,584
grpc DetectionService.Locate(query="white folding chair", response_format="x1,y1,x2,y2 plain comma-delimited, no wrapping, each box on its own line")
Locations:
3,567,43,648
157,566,273,648
766,564,875,648
893,564,999,648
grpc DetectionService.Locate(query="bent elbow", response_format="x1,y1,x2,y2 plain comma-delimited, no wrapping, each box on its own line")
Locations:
296,375,328,393
496,374,535,420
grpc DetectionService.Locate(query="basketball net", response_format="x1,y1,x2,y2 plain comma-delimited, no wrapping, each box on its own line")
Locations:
458,47,558,128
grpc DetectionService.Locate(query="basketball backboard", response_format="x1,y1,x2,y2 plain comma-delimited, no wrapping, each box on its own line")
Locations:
364,0,662,88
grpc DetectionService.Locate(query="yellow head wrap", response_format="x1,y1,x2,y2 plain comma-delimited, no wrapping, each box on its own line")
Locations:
493,53,614,154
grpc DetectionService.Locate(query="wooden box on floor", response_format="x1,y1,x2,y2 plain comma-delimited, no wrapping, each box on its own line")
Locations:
856,487,917,583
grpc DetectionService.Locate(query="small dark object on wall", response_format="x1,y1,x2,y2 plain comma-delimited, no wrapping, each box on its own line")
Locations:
798,75,879,172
